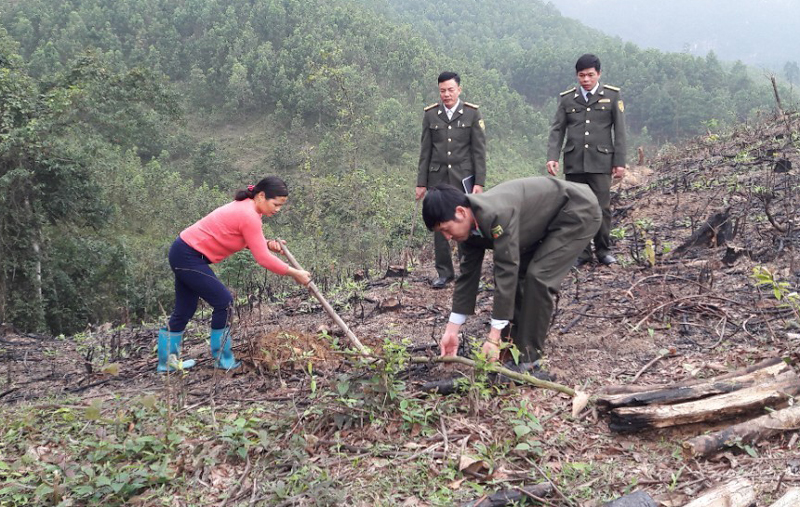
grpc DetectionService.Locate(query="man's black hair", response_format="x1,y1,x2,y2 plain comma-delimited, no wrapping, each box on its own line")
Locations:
422,184,471,230
575,54,601,73
437,71,461,85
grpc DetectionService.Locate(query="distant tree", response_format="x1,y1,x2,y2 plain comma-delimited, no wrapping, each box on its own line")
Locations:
784,61,799,85
0,35,181,332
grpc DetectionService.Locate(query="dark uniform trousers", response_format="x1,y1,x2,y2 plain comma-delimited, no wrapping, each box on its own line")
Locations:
505,202,600,361
455,178,600,363
565,173,612,261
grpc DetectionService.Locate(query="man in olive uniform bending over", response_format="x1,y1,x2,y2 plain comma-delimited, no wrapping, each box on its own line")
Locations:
546,54,626,266
422,178,600,366
417,71,487,288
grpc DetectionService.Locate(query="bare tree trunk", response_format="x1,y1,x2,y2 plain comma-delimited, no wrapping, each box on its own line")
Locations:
23,195,46,330
771,75,784,115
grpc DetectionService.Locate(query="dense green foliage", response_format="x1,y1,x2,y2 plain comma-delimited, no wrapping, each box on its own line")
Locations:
0,0,789,333
376,0,783,141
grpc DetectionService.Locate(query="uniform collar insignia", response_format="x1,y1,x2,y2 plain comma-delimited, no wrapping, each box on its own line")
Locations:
437,110,441,114
458,109,463,114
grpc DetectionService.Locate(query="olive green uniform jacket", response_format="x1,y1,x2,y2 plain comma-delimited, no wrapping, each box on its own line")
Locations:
546,84,626,261
417,101,487,189
453,177,601,361
546,84,626,173
417,100,487,279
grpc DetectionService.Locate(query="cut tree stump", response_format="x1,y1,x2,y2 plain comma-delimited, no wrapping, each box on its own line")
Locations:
682,478,755,507
769,488,800,507
459,482,553,507
684,403,800,457
599,357,785,396
672,210,732,256
602,490,657,507
609,370,800,432
597,360,791,410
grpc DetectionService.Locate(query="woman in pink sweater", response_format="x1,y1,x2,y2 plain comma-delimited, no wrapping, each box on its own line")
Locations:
157,176,311,372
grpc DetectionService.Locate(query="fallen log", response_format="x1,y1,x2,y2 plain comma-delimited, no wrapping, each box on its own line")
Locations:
597,360,790,410
682,478,755,507
769,488,800,507
459,482,553,507
609,370,800,432
683,403,800,457
602,490,657,507
599,357,785,396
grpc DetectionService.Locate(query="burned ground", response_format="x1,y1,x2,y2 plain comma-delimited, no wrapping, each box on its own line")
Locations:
2,113,800,505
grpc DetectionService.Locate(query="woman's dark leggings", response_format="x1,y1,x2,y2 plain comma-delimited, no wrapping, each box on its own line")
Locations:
167,236,233,332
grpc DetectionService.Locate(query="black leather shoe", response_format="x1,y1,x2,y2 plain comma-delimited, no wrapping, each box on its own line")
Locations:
431,276,453,289
574,257,591,268
598,254,617,266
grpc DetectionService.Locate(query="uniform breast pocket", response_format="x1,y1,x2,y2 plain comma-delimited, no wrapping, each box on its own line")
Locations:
565,108,583,127
429,124,445,141
453,123,472,139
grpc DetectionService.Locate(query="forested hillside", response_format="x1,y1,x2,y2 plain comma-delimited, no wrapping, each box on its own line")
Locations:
0,0,791,334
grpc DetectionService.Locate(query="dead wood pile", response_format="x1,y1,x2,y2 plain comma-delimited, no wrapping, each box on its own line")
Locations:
597,357,800,459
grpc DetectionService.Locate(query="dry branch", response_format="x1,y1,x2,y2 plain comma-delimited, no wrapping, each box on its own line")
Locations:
684,403,800,457
410,356,576,396
682,478,756,507
597,360,791,410
769,488,800,507
609,370,800,433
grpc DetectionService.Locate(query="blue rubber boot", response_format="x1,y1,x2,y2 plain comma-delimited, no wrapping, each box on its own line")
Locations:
157,328,197,372
210,327,241,370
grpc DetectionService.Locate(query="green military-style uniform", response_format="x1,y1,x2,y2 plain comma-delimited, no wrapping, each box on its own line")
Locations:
453,177,601,362
418,100,487,280
546,84,626,262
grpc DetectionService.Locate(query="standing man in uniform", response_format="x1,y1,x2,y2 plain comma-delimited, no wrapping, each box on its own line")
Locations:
546,54,626,266
417,71,487,288
422,178,601,365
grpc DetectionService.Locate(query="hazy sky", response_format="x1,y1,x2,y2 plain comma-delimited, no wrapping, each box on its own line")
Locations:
546,0,799,70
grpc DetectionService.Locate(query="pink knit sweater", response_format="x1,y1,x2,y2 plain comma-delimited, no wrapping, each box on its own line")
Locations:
180,199,290,275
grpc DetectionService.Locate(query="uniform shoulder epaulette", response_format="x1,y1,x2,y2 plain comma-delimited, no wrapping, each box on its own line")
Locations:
424,103,439,111
463,101,480,109
559,87,576,97
603,84,621,91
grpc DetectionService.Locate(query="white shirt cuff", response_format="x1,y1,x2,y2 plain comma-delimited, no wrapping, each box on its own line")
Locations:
449,312,467,325
490,319,509,330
